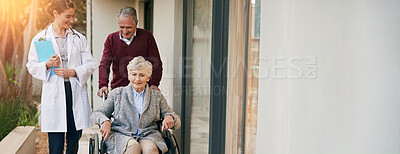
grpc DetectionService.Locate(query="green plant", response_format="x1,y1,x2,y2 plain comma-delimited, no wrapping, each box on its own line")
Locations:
72,0,87,36
19,101,39,126
0,94,38,141
0,98,23,140
4,62,18,87
0,64,38,141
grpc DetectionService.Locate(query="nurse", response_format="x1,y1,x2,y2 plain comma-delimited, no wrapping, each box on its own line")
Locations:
26,0,95,153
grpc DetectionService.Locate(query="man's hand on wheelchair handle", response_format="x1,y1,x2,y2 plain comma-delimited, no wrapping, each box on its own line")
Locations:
162,115,174,131
100,120,111,140
150,85,160,91
97,87,109,97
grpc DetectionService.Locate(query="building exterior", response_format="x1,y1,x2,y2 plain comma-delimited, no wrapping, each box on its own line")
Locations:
87,0,400,154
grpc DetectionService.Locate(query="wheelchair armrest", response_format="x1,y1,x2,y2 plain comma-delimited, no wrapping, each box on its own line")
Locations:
156,119,163,132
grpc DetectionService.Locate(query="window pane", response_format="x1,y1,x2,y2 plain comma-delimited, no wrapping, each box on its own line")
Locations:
190,0,212,153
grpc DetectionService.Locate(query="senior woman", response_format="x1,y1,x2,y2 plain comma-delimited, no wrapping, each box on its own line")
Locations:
92,56,181,154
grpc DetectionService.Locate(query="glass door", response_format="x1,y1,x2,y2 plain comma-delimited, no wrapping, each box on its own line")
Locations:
183,0,213,153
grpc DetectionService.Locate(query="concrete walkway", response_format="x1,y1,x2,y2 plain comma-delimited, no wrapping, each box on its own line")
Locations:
78,126,101,154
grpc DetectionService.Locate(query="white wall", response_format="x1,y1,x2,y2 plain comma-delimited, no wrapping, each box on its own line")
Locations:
90,0,137,110
153,0,176,107
257,1,400,154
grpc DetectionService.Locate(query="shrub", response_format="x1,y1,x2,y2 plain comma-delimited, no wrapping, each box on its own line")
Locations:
0,63,38,141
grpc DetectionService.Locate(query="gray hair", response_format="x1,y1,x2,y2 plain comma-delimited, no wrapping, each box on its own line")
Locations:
127,56,153,77
118,6,138,24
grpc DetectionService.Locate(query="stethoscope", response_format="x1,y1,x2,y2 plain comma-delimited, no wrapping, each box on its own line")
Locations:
44,27,84,53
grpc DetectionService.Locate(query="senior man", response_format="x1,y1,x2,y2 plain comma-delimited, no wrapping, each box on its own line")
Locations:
98,6,162,97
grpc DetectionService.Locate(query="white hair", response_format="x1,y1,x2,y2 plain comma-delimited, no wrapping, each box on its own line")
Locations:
118,6,138,24
127,56,152,77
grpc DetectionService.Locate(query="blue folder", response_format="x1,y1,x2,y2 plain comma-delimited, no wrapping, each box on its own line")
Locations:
34,40,59,75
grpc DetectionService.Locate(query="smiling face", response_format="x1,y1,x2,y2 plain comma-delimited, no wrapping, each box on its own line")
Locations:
118,15,137,39
128,67,150,93
53,8,75,30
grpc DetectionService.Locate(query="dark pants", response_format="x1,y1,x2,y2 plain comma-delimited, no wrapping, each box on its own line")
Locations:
48,82,82,154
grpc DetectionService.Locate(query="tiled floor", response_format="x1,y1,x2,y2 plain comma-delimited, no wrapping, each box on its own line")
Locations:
189,96,210,154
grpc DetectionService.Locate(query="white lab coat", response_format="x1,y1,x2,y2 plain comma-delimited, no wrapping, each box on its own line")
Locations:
26,24,96,132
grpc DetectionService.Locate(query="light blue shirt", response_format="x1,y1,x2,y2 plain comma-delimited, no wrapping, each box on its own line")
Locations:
119,31,136,45
132,87,145,137
132,87,145,114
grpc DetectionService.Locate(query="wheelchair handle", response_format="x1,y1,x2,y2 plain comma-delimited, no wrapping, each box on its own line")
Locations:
102,91,107,102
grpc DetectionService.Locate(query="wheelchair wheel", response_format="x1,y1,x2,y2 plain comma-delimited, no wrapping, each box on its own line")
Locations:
94,133,100,154
100,137,107,154
89,133,99,154
89,137,94,154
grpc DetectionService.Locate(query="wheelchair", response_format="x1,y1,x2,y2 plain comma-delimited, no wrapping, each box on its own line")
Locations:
88,122,179,154
89,92,180,154
89,92,107,154
89,133,106,154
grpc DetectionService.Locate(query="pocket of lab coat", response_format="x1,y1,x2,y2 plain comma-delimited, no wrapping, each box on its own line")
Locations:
41,81,56,106
70,50,83,66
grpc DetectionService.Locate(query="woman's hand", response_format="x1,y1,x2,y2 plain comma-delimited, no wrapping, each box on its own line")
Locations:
53,68,76,78
100,120,111,140
46,54,60,69
162,115,174,131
